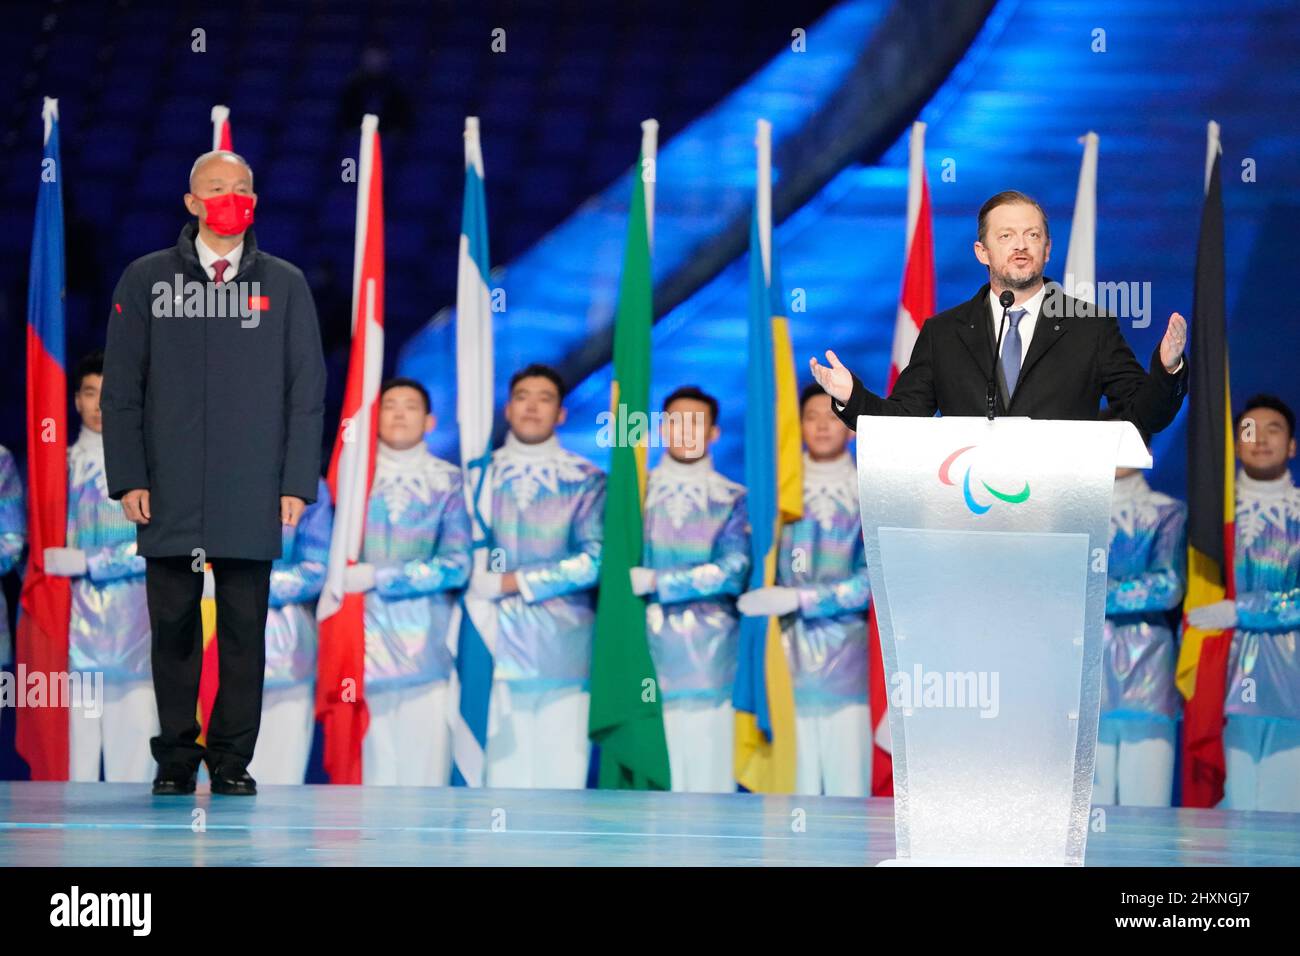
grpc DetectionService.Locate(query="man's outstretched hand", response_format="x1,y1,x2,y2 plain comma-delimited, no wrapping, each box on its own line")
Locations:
1160,312,1187,373
809,350,854,404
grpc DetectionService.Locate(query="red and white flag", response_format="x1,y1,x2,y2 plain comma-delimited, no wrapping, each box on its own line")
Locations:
316,113,385,784
870,120,936,796
886,121,936,391
211,104,232,151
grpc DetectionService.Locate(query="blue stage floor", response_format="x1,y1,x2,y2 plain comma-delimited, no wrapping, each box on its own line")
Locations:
1,782,1298,866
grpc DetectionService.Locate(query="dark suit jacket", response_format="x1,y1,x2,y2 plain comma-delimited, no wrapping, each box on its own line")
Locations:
833,281,1187,435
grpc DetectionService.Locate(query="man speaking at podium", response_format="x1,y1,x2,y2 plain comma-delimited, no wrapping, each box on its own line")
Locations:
810,191,1188,432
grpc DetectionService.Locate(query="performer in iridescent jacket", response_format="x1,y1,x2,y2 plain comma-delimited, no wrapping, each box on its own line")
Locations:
475,364,605,789
740,383,872,796
1093,422,1186,807
41,352,158,781
246,476,331,785
0,442,25,745
628,385,748,793
1189,394,1300,811
341,378,471,786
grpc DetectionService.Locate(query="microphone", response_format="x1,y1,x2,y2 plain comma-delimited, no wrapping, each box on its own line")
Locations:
987,289,1016,420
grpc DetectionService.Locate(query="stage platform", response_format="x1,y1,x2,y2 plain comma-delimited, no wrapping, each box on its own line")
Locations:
1,782,1298,866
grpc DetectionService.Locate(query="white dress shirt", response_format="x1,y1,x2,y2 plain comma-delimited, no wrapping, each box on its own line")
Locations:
195,234,244,281
988,284,1046,366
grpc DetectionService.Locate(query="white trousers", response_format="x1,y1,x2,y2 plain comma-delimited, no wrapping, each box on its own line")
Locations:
1092,719,1176,807
485,683,590,789
795,700,872,797
662,697,735,793
363,681,452,786
1221,717,1300,812
247,682,316,785
69,679,159,782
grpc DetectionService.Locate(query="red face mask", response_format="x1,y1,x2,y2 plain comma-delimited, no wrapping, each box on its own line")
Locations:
199,193,255,236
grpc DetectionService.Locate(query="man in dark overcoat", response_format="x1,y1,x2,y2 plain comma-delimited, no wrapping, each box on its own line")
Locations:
102,149,326,795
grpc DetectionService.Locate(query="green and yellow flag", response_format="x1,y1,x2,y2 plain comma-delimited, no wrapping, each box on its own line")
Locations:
588,122,671,790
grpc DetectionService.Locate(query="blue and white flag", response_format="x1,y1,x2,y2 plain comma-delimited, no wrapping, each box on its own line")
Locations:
448,116,496,786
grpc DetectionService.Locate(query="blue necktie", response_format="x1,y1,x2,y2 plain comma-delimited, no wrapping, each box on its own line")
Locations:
1000,307,1027,397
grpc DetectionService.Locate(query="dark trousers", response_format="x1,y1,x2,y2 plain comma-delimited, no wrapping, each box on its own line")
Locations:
145,555,271,775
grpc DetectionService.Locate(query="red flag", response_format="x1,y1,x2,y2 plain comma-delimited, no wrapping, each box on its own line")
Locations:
870,122,936,795
867,604,892,796
315,114,385,784
17,98,71,780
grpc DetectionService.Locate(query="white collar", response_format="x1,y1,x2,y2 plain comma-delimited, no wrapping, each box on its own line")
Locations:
499,431,563,461
654,452,716,480
1237,468,1295,501
376,439,429,474
803,450,854,482
988,283,1047,326
72,426,104,456
1111,471,1149,501
195,233,244,278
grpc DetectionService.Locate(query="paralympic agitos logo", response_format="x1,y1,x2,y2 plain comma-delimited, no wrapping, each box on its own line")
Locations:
938,445,1030,515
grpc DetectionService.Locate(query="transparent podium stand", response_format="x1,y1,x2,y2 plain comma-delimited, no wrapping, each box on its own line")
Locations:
856,416,1150,866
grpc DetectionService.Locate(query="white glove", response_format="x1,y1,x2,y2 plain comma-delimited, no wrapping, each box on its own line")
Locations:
43,547,87,577
629,567,657,596
468,571,504,601
344,562,376,594
737,586,800,617
1187,599,1237,630
202,568,216,599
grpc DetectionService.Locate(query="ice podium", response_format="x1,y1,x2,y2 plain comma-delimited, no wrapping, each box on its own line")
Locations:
855,416,1151,866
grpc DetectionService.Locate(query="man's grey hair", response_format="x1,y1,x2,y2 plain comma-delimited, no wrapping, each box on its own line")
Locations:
188,150,254,191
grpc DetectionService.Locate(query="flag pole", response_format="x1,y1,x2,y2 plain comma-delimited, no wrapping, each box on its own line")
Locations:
640,119,657,253
905,120,926,252
756,119,772,284
1203,120,1221,195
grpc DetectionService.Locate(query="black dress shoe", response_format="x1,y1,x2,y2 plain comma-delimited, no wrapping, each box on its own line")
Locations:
152,766,198,795
210,767,258,796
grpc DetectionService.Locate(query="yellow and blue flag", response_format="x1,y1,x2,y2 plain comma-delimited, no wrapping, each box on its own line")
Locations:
733,171,803,792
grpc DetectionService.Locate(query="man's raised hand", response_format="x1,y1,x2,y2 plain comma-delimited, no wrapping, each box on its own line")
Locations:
809,350,854,404
1161,312,1187,373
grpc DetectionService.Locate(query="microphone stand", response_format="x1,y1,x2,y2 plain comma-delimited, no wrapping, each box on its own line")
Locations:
987,289,1016,420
